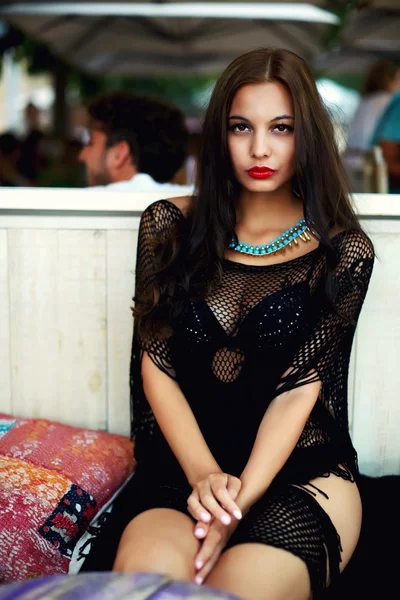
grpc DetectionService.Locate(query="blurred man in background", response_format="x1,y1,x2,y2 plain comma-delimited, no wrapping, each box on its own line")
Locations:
0,132,31,186
79,92,194,194
19,102,47,184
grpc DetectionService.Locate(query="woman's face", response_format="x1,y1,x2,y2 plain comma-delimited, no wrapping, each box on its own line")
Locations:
227,82,296,193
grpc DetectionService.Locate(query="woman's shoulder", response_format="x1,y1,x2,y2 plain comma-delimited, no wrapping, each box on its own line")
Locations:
332,228,374,261
142,196,192,224
141,196,193,234
163,195,193,217
329,228,375,280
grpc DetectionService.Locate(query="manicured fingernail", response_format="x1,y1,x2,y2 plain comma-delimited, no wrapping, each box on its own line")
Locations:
200,512,210,522
195,576,203,585
195,560,203,569
195,528,205,537
234,510,242,520
221,515,231,525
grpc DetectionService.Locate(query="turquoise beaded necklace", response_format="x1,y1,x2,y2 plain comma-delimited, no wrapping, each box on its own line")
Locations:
229,219,312,256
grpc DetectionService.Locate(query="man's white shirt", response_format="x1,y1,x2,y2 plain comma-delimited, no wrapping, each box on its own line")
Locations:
88,173,194,194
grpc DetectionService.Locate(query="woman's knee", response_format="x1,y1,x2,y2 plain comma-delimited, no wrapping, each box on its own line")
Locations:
113,508,199,579
114,541,191,577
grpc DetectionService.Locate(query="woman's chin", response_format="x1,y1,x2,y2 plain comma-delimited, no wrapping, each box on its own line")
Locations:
241,178,285,193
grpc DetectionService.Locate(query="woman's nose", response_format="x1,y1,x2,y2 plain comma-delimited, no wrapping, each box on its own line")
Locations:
250,132,271,158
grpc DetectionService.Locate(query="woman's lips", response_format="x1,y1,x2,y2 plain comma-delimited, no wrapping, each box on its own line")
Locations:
247,166,277,179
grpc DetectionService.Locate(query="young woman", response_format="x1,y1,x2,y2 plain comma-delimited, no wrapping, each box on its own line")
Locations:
81,48,374,600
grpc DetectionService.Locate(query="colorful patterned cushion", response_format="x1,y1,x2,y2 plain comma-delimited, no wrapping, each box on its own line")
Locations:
0,413,135,583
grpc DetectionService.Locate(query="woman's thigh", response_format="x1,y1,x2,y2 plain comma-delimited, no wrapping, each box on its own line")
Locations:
113,508,200,580
206,472,362,600
304,470,362,572
207,543,311,600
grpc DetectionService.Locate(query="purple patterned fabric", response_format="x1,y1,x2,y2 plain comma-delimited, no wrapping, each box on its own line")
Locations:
0,572,241,600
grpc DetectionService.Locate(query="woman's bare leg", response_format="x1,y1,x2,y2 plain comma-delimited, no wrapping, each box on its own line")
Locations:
113,508,199,580
208,543,311,600
206,473,362,600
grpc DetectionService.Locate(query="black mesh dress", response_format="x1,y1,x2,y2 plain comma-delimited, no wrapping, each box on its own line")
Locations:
81,199,374,598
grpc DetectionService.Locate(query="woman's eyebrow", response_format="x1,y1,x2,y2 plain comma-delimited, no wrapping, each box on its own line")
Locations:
270,115,294,122
228,114,294,122
228,115,249,121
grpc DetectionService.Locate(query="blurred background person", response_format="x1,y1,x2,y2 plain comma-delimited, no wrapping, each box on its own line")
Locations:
346,61,400,152
343,61,400,192
0,132,31,186
18,102,47,184
370,85,400,194
79,92,194,194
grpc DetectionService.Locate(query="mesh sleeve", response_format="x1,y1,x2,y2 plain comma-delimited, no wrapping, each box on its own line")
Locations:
133,199,183,379
276,230,374,395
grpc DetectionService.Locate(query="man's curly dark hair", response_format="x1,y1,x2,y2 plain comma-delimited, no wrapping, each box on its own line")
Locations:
87,92,189,183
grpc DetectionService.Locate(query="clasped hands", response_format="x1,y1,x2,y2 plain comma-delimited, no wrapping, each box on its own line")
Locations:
187,473,243,585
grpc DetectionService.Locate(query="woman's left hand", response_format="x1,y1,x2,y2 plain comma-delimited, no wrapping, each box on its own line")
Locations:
193,518,239,585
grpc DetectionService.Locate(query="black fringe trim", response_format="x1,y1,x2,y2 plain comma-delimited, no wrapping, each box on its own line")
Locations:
290,485,343,598
316,461,356,483
76,511,111,562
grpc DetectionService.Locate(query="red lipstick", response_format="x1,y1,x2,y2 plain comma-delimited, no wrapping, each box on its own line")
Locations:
247,166,276,179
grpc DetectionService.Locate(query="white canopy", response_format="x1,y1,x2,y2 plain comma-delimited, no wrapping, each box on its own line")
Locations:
314,5,400,76
0,1,340,74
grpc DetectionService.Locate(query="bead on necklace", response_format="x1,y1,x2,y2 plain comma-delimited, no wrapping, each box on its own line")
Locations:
229,219,312,256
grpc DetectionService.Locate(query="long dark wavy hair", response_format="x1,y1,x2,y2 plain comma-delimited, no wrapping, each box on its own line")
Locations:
135,47,365,337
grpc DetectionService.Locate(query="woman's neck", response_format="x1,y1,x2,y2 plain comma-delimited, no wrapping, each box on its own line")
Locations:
235,185,303,237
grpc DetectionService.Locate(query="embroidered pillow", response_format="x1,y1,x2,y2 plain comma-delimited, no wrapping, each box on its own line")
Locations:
0,413,135,583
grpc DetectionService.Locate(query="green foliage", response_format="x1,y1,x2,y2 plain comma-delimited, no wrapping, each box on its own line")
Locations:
314,71,365,93
1,22,213,114
74,74,215,115
14,38,63,74
316,1,364,92
0,24,24,55
321,1,357,51
0,22,67,77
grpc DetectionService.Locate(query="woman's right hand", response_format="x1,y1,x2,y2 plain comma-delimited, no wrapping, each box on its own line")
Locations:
187,472,242,528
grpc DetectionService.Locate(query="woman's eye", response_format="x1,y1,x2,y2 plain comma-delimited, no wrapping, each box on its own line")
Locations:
273,124,294,133
229,123,249,132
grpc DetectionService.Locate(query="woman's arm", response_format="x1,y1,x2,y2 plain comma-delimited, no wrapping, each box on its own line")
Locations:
193,231,375,579
193,381,321,582
137,201,220,486
237,230,374,513
237,380,321,513
142,352,242,523
134,202,242,524
142,351,221,486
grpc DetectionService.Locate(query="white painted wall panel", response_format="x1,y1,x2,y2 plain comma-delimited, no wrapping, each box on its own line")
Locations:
106,230,138,437
7,229,108,430
56,230,107,430
351,232,400,476
0,231,11,414
347,343,356,432
8,230,59,419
